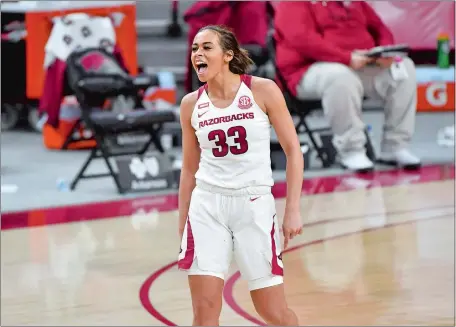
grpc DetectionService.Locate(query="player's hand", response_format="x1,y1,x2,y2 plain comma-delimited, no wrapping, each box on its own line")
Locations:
282,210,303,250
350,52,372,70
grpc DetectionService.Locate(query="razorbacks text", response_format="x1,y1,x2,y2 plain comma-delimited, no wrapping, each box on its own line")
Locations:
199,112,254,128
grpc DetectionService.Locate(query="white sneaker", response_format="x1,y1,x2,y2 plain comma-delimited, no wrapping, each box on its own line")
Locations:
339,151,374,173
377,148,421,170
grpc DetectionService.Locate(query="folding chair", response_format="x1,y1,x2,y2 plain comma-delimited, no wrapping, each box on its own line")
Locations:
60,117,95,150
65,47,176,194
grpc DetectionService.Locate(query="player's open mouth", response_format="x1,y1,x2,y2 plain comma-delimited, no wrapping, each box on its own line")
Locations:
196,62,208,75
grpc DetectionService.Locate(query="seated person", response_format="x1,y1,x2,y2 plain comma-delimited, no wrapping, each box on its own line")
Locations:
274,1,421,172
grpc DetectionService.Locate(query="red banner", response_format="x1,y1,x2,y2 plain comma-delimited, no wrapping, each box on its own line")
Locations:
368,1,455,50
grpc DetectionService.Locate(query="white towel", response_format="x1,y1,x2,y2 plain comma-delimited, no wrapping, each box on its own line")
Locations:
44,12,116,67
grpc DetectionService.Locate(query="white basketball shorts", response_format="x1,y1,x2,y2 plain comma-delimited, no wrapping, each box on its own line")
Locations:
178,182,284,291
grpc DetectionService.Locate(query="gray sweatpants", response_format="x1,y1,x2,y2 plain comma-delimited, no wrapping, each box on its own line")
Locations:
296,57,417,154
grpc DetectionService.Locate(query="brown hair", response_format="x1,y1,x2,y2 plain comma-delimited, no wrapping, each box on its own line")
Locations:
198,25,254,75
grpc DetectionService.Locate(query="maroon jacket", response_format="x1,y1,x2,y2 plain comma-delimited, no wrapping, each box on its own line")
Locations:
274,1,394,96
183,1,270,92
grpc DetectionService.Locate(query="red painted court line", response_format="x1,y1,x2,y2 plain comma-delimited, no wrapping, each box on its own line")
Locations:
139,261,178,327
2,164,453,230
139,207,454,326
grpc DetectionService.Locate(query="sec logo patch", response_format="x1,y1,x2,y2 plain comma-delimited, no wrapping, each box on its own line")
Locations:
238,95,253,109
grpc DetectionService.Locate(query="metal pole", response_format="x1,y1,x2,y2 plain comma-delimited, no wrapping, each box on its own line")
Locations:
167,0,182,38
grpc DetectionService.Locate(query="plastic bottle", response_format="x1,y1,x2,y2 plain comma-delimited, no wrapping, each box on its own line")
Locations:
56,178,69,192
437,32,450,69
366,124,373,137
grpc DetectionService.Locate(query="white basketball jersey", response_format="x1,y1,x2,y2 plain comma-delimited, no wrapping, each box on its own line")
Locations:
191,75,274,189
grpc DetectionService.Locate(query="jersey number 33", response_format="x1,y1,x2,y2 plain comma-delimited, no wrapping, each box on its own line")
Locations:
208,126,248,157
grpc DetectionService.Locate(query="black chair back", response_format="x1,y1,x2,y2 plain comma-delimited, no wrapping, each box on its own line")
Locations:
66,47,134,106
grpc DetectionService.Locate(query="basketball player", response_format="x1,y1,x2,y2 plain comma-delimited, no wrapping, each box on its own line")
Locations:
178,25,303,326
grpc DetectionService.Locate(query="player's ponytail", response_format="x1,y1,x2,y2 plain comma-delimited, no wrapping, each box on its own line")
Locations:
199,25,254,75
229,47,254,75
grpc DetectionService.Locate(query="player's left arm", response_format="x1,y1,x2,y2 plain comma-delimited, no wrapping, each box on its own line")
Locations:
252,77,304,248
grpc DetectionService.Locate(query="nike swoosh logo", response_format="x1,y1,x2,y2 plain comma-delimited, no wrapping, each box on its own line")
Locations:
198,111,209,118
250,196,261,202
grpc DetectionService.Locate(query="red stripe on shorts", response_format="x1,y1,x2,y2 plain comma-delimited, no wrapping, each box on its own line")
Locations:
178,218,195,270
270,216,283,276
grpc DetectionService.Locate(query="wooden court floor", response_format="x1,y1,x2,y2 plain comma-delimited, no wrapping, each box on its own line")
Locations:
1,165,455,326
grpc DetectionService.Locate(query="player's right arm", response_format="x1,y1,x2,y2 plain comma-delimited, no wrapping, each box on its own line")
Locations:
178,91,200,239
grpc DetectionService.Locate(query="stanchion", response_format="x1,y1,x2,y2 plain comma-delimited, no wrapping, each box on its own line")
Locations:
167,1,182,38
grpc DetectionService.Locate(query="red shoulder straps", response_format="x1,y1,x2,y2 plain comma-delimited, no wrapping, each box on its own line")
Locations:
197,84,208,99
241,74,252,89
